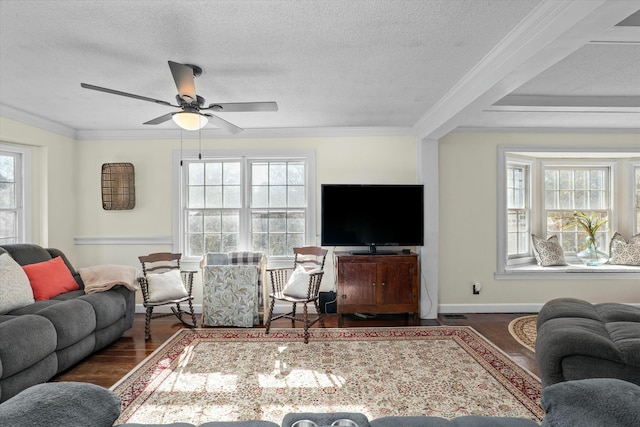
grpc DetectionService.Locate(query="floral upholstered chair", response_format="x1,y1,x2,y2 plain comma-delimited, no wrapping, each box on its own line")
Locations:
201,251,267,327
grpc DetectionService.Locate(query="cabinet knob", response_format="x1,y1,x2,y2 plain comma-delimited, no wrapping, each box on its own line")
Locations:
372,282,376,286
341,294,347,299
381,282,386,286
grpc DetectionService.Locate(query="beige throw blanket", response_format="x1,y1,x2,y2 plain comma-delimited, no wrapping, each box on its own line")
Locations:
79,264,139,294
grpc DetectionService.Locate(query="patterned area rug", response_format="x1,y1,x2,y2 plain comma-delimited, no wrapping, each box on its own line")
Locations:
508,315,538,353
112,327,543,424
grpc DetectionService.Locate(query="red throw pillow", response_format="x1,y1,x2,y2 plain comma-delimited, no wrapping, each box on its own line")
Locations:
22,256,80,300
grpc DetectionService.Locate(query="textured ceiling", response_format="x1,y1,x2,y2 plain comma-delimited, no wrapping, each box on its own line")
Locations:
0,0,638,137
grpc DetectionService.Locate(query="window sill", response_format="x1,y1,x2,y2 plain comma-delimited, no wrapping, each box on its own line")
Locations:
496,262,640,280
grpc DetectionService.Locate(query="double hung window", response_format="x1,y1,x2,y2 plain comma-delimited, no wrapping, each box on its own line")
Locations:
543,165,610,253
506,162,530,258
0,148,26,244
179,153,314,259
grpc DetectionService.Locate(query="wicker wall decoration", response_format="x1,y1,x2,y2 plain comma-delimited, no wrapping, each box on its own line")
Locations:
101,163,135,210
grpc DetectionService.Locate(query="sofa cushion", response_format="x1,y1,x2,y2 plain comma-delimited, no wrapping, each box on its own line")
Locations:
0,314,57,379
22,256,79,300
0,253,34,314
36,299,96,350
79,290,127,329
0,382,121,427
540,378,640,427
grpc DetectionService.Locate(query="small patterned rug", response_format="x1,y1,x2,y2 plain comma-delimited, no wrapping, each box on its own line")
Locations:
508,315,538,353
112,327,543,425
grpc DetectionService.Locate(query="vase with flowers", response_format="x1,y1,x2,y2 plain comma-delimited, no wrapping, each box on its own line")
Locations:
564,211,609,266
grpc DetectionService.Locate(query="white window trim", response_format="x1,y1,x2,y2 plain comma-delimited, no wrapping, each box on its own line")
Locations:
505,155,535,263
631,160,640,236
0,143,31,243
496,145,640,279
173,149,316,263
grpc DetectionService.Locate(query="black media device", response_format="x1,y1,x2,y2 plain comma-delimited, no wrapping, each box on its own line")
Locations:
321,184,424,255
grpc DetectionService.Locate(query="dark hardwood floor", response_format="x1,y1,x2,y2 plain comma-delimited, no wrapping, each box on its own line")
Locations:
53,312,540,387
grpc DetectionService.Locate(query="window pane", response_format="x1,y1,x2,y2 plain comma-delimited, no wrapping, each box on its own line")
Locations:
252,163,268,185
224,185,241,208
0,155,15,181
188,186,205,208
188,234,204,256
204,211,221,232
269,163,287,185
269,233,287,256
252,212,268,232
269,212,286,232
252,186,268,208
287,211,305,233
0,183,15,209
0,211,16,241
269,186,286,207
188,211,203,233
205,163,222,185
204,234,221,252
287,163,305,185
222,211,239,232
288,185,305,207
189,163,204,185
205,186,222,208
223,163,241,185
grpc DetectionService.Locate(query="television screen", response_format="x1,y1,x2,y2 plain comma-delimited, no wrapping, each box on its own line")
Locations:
321,184,424,252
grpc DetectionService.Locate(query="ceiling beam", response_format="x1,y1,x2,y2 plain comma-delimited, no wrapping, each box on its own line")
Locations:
413,0,640,140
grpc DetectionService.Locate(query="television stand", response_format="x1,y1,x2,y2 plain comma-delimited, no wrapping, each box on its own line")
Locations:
335,252,419,326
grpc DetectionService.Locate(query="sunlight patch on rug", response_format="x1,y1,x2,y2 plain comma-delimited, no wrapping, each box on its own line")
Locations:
112,327,543,424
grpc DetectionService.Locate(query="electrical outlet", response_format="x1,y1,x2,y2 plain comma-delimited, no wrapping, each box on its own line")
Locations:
472,282,481,295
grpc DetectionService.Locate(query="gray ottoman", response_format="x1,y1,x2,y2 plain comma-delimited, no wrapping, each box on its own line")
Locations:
536,297,640,387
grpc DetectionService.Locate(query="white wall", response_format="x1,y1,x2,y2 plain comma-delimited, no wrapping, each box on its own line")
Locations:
437,131,640,311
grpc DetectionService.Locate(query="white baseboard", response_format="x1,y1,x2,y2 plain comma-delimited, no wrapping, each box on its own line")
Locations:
438,303,545,314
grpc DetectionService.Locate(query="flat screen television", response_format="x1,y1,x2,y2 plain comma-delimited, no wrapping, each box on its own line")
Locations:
321,184,424,254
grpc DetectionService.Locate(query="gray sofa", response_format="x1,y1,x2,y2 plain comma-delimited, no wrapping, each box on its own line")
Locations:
1,378,639,427
0,244,136,402
536,297,640,387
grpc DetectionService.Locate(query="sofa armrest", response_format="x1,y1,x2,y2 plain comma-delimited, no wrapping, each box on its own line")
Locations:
541,378,640,427
0,382,121,427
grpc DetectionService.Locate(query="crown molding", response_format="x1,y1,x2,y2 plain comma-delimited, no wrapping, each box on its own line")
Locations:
75,126,416,141
0,103,76,139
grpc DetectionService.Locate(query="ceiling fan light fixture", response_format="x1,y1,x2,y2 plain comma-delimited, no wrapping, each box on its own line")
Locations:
172,112,208,131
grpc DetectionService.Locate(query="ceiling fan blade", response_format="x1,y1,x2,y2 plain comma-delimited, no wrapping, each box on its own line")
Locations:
203,102,278,112
81,83,176,107
168,61,197,104
203,113,243,134
143,112,175,125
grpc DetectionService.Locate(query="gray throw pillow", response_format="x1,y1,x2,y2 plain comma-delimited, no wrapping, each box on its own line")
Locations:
531,234,566,266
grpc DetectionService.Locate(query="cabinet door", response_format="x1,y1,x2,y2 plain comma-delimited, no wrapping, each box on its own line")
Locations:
339,262,377,305
378,261,417,305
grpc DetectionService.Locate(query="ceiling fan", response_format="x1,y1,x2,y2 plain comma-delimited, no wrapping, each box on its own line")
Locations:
81,61,277,134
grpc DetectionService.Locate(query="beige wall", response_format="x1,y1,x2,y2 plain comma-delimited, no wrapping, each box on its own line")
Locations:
0,117,77,258
438,131,640,308
73,134,418,307
4,114,639,312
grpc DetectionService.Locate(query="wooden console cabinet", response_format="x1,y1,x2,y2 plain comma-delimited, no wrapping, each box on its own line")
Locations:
335,252,419,326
